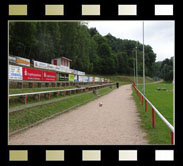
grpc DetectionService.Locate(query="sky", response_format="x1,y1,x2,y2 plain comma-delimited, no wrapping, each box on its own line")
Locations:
87,21,174,62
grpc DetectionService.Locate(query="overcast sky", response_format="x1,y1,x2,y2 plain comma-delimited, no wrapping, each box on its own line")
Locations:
87,21,174,62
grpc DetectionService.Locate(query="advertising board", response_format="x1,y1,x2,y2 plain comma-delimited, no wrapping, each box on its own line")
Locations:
9,56,16,63
42,70,57,81
78,75,84,82
78,71,85,76
9,65,22,80
16,56,30,66
92,77,95,82
34,60,85,75
47,64,57,71
55,65,62,72
83,76,88,82
34,60,48,70
88,77,93,82
72,69,78,75
59,73,68,81
22,67,42,81
74,75,78,82
65,68,71,74
69,74,74,82
95,77,100,82
70,69,75,74
22,67,56,81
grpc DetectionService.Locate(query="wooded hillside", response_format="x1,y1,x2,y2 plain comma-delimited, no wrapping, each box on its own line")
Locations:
9,22,156,76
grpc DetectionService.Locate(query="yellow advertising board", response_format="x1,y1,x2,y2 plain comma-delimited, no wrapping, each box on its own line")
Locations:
16,57,30,66
69,74,74,82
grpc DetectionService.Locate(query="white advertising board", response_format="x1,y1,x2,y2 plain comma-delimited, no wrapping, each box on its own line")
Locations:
89,77,93,82
73,70,78,75
9,65,22,80
78,71,85,76
83,76,88,82
9,56,16,63
47,64,57,71
70,69,78,75
70,69,74,74
65,68,72,74
74,75,78,82
95,77,100,82
78,75,87,82
55,65,62,72
34,60,48,69
78,75,83,82
34,60,85,75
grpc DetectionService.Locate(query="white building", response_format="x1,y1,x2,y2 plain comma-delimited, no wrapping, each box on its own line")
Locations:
51,57,72,69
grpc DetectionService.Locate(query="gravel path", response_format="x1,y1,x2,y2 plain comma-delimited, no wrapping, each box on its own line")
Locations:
9,84,148,145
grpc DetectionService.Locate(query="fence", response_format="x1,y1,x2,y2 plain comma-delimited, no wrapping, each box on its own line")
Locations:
132,83,174,145
9,80,105,89
9,83,116,105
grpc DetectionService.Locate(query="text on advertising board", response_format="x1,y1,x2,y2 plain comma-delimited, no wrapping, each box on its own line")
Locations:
42,71,57,81
23,67,42,81
9,65,23,80
16,57,30,66
22,67,56,81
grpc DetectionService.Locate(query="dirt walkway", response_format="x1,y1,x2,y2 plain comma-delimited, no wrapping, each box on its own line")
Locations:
9,84,148,145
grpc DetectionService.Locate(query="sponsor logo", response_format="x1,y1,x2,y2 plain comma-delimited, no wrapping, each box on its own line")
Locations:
16,58,30,65
25,69,27,75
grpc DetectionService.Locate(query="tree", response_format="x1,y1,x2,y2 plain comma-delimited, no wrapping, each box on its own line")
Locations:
9,22,157,77
153,57,173,82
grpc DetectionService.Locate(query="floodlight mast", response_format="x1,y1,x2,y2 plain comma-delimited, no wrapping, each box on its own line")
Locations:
136,43,138,88
142,21,145,95
134,60,135,83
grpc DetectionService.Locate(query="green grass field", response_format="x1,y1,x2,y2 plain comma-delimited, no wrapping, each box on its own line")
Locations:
88,74,154,84
132,82,174,144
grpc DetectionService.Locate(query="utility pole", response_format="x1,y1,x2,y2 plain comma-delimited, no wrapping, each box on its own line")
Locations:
142,21,145,95
136,42,138,88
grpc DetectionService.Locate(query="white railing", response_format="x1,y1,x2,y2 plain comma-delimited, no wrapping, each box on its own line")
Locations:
132,83,174,145
9,83,115,104
9,80,106,89
9,87,86,97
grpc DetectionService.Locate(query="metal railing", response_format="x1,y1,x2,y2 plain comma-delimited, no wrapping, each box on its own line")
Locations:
9,87,85,97
9,79,106,89
9,83,116,104
132,83,174,145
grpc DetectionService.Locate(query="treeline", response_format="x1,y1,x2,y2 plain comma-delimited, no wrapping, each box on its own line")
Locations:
153,57,173,82
9,22,156,76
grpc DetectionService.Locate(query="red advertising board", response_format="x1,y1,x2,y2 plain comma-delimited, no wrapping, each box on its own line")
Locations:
22,67,56,81
42,70,56,81
23,67,42,81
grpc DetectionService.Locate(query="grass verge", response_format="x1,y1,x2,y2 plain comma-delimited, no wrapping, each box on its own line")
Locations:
87,74,153,84
132,83,173,145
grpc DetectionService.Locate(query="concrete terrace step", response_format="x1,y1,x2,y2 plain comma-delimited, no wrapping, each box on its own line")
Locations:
9,91,92,113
